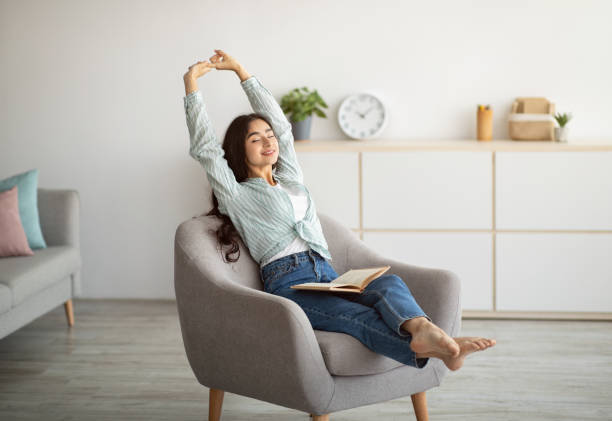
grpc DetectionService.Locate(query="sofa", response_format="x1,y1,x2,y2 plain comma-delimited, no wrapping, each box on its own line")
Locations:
0,188,81,339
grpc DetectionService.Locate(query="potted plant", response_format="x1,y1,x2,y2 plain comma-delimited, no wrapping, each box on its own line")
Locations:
553,112,573,143
280,86,328,140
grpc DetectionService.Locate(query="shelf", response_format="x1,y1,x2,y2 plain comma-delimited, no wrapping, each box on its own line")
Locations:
293,139,612,152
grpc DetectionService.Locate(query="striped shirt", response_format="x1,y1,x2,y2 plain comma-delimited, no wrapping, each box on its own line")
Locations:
183,75,332,266
261,180,311,266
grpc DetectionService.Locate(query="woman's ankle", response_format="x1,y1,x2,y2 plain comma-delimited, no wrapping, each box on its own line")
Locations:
401,316,429,335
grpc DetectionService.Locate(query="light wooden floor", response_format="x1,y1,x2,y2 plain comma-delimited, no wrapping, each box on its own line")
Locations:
0,299,610,421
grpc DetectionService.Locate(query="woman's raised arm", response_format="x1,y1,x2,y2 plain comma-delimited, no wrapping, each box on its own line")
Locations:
207,49,304,184
239,74,303,184
183,59,241,203
207,49,304,183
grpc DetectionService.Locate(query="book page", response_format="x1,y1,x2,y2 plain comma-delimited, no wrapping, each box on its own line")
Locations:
331,267,390,287
290,283,360,291
293,283,330,288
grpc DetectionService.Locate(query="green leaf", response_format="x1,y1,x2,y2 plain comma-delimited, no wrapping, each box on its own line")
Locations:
280,84,328,120
314,108,326,118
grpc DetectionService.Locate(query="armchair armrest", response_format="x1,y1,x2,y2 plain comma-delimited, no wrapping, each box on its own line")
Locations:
318,212,461,337
174,238,334,413
345,238,462,337
37,188,80,248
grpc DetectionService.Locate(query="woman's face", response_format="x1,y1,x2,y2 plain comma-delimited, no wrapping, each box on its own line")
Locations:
244,119,279,173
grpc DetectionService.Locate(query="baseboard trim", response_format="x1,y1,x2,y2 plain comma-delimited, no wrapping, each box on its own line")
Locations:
462,310,612,321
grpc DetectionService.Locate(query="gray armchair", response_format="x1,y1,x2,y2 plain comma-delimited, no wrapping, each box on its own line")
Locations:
174,212,461,421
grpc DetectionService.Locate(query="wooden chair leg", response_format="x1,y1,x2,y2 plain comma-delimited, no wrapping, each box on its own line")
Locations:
411,391,429,421
310,415,329,421
209,388,224,421
64,299,74,326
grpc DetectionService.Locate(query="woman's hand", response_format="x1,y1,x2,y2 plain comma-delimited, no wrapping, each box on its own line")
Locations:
208,49,241,72
210,49,251,81
183,49,251,95
184,60,215,81
183,60,215,95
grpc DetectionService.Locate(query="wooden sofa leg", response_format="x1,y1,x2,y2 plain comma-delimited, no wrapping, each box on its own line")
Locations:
411,391,429,421
64,299,74,327
309,415,329,421
209,388,224,421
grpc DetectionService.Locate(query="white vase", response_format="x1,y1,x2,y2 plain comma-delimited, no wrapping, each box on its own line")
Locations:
555,126,569,142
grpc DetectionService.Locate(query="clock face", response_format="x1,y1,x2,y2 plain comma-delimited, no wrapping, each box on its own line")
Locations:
338,93,387,139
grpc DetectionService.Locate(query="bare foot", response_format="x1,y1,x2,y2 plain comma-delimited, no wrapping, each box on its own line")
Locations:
416,336,496,371
405,318,461,358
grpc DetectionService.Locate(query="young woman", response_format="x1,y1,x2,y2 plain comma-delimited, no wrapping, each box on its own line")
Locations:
183,49,496,372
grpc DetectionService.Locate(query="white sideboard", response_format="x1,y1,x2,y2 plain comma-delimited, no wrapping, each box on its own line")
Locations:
295,139,612,320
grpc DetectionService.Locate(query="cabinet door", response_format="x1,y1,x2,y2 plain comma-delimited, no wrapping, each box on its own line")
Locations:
496,233,612,312
496,151,612,230
297,151,360,229
362,151,492,229
363,232,493,311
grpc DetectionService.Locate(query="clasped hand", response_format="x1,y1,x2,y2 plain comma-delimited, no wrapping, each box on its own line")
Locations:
184,49,241,81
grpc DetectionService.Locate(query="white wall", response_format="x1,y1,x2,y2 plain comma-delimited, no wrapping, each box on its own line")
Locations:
1,0,611,298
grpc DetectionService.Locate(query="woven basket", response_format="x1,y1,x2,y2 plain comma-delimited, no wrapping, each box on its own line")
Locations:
508,97,555,141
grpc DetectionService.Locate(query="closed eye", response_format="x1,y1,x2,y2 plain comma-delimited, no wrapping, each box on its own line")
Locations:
252,135,276,142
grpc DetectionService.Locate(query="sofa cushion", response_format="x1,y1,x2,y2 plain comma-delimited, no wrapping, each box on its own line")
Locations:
0,245,80,307
0,168,47,250
0,186,34,257
0,284,12,315
313,329,405,376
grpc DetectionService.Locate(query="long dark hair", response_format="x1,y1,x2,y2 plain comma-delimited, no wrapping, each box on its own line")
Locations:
204,113,276,263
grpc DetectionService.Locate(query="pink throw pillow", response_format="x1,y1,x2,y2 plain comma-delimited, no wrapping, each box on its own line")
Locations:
0,185,34,257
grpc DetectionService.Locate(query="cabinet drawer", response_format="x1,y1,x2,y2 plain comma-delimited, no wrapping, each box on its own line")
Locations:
362,151,492,229
496,232,612,312
496,151,612,230
363,231,493,311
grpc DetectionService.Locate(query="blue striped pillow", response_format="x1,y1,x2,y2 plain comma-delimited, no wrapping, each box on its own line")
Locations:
0,169,47,249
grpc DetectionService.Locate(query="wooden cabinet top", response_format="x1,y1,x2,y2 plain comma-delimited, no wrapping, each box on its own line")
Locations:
293,139,612,152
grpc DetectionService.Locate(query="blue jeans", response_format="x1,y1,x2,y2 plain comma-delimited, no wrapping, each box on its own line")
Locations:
260,249,432,368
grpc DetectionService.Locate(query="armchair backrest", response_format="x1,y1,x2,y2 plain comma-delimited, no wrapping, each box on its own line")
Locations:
175,214,262,290
174,212,358,290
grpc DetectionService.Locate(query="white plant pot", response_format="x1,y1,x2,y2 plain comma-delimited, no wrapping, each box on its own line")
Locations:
555,126,569,142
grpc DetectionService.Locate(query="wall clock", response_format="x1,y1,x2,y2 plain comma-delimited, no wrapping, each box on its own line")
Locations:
337,92,387,139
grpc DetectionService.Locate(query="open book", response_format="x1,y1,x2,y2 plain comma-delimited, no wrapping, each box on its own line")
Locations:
290,266,391,294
